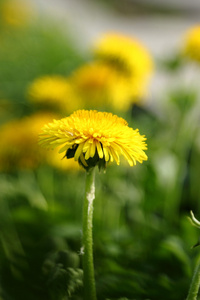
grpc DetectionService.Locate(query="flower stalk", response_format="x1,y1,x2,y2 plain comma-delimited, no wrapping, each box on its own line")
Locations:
82,167,97,300
186,257,200,300
186,211,200,300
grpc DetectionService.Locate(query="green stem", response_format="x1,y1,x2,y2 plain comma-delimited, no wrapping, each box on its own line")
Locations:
186,257,200,300
82,167,97,300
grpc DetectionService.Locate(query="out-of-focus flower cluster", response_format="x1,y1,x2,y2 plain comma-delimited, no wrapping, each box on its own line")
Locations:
27,32,154,113
70,33,153,111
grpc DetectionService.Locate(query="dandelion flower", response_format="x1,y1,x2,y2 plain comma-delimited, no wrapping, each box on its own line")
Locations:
70,61,150,111
182,25,200,63
0,112,55,172
27,75,81,114
93,32,153,79
89,33,153,110
70,61,118,109
39,110,148,170
108,73,149,110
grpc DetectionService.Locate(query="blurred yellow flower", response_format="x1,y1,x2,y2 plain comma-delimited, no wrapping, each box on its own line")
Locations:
71,62,112,95
47,147,82,172
70,60,150,111
182,25,200,63
27,75,81,114
93,32,153,78
39,110,148,171
1,0,34,27
75,32,153,110
0,112,55,172
108,72,150,110
70,62,115,109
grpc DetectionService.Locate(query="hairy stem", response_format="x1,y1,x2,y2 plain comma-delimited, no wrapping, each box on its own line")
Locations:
82,167,97,300
186,257,200,300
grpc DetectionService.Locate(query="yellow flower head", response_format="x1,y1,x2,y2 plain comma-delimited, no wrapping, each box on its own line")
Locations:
108,73,150,111
90,33,153,110
71,62,112,94
0,112,55,172
39,110,148,171
93,32,153,78
70,61,150,111
70,61,117,109
27,75,80,114
182,25,200,63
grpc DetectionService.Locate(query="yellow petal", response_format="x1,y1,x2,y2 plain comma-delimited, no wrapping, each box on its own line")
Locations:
83,139,90,153
103,146,110,161
110,147,120,165
58,143,71,153
74,143,84,160
96,142,103,158
85,145,91,160
90,140,96,158
79,153,88,167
